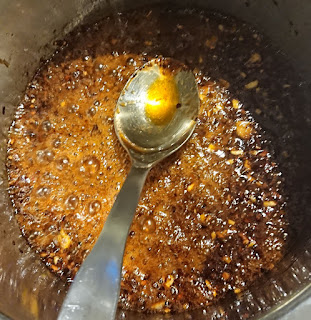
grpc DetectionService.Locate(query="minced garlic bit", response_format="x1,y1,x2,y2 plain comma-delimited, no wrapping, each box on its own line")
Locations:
151,301,165,310
263,200,277,207
144,40,153,46
222,272,230,280
216,230,228,238
219,78,230,89
250,150,260,155
187,183,195,192
165,275,174,288
248,240,256,248
244,159,251,170
213,104,224,112
51,265,59,272
199,85,210,100
234,288,241,294
211,231,216,240
239,232,250,245
228,219,235,226
205,35,218,49
245,80,259,89
58,229,72,249
250,195,257,203
200,214,212,224
222,256,232,264
248,53,262,64
236,120,253,139
230,149,244,156
232,99,240,109
54,256,60,265
205,279,213,289
183,303,189,310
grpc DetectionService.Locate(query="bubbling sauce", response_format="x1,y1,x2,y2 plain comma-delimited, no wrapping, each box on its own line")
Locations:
7,6,288,314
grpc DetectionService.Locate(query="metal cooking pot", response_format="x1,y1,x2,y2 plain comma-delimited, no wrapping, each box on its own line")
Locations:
0,0,310,319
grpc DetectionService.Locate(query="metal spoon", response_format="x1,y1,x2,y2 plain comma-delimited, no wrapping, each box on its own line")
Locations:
58,57,200,320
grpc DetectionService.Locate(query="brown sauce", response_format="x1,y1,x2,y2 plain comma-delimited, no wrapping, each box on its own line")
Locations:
7,7,288,314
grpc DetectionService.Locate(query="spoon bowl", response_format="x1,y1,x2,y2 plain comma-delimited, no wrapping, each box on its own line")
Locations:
115,58,200,167
58,57,200,320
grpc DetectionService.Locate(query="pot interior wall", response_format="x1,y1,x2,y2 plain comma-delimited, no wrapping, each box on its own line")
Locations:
0,1,310,319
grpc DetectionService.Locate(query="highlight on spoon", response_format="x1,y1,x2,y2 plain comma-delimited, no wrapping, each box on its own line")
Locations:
114,57,200,153
145,71,180,125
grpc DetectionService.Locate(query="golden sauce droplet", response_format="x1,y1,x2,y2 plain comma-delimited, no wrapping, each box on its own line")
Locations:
88,106,97,116
140,216,156,233
36,150,46,163
80,156,100,177
145,74,179,125
66,194,79,210
56,156,69,170
44,150,55,161
53,138,61,148
36,186,51,197
37,149,55,163
88,200,102,215
41,120,52,132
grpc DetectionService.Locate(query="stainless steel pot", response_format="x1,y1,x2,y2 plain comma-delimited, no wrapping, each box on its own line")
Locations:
0,1,310,319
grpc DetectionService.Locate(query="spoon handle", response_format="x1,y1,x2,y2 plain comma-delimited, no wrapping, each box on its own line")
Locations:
58,165,150,320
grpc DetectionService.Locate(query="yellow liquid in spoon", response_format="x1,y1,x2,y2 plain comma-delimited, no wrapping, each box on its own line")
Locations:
145,75,180,125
